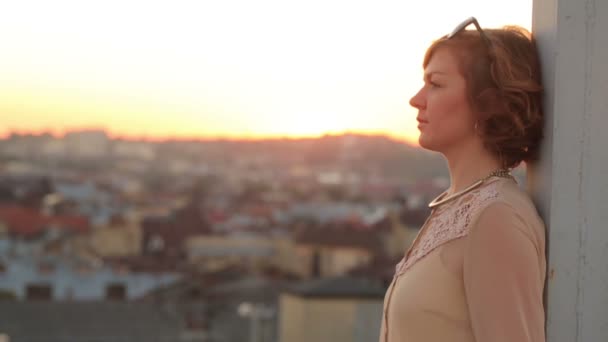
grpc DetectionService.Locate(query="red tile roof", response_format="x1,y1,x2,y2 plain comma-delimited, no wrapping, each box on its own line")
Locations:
0,205,45,236
0,205,89,237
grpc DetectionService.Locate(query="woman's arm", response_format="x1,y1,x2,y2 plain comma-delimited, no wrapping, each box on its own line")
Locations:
463,202,546,342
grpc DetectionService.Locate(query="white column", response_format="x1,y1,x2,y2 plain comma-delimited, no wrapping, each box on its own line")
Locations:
530,0,608,341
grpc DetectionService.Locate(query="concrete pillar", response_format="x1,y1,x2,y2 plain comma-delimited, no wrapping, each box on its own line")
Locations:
530,0,608,341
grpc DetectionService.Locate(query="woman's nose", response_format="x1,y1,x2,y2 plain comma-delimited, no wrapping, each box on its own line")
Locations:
409,87,426,109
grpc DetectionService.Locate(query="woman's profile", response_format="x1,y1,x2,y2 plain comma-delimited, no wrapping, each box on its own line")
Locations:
379,17,546,342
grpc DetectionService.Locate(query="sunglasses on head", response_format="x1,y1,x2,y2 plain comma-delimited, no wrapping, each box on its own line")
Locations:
446,17,491,47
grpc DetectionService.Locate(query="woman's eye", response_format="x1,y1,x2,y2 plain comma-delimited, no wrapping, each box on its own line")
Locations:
424,80,441,89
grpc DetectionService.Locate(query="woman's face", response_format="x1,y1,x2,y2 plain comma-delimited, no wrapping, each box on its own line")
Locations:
409,47,478,154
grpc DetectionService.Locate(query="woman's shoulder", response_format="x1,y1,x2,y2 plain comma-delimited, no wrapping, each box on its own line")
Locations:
473,178,546,248
492,179,543,220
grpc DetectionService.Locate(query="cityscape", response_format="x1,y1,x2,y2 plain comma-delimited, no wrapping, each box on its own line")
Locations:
0,129,459,341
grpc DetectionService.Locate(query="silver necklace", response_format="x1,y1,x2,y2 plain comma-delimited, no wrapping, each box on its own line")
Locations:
428,169,513,208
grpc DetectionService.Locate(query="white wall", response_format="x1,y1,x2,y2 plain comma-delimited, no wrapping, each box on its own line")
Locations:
531,0,608,341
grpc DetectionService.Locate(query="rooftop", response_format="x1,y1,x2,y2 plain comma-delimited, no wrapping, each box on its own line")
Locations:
285,276,386,299
0,302,180,342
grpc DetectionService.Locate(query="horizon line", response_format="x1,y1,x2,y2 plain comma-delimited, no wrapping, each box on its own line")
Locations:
0,127,419,145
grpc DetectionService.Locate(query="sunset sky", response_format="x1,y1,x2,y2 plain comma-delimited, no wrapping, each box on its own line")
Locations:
0,0,532,143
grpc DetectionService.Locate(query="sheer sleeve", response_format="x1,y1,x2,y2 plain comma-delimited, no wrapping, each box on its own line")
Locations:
463,202,546,342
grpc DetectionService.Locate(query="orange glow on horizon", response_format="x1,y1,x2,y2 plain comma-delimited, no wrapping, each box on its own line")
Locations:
0,125,420,146
0,1,531,146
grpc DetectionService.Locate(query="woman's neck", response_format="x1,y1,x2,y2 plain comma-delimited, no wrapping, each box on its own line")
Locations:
444,142,502,196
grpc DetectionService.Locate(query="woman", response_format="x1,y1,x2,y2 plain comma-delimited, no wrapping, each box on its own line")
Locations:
379,18,546,342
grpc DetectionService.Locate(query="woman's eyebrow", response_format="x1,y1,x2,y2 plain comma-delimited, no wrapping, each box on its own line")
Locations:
424,71,447,81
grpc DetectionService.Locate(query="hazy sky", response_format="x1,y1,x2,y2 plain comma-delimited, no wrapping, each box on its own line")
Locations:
0,0,532,142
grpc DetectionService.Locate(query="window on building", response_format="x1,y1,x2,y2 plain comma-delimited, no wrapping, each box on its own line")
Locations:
312,250,321,278
25,284,52,301
187,287,203,299
105,283,126,301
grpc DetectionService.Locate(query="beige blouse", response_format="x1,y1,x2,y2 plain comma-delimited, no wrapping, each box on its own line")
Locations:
379,177,546,342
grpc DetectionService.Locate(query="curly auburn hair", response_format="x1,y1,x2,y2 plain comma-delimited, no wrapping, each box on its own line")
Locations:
423,26,543,169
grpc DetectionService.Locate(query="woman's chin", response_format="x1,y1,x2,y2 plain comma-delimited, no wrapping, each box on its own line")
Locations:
418,135,442,153
418,135,432,150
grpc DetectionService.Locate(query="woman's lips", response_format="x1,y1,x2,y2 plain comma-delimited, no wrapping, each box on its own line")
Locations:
417,118,428,129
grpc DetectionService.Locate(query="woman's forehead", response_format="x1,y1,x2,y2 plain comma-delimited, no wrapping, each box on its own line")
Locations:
424,49,461,76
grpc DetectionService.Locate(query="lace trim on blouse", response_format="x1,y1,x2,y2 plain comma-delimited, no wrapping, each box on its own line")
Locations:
395,180,501,276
